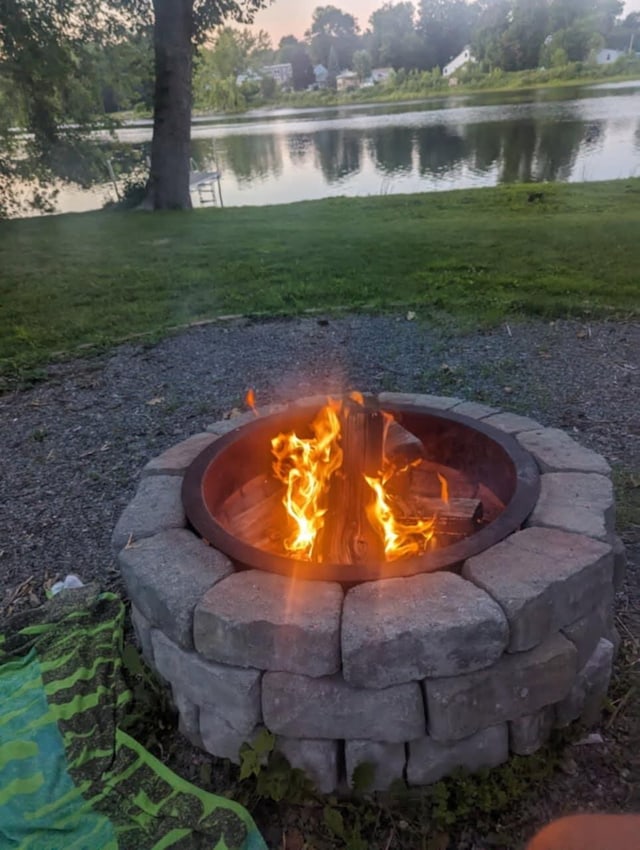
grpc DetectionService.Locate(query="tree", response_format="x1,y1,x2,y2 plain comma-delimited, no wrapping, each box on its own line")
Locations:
327,44,340,88
0,0,116,218
418,0,477,70
1,0,269,216
278,35,315,90
306,6,360,69
123,0,269,210
369,2,423,70
353,49,372,81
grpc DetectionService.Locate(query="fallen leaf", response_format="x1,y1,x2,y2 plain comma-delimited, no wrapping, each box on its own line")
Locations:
407,311,416,321
146,397,164,406
503,386,513,394
576,330,588,339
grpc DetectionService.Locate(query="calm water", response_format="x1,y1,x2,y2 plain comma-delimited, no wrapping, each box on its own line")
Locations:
58,81,640,212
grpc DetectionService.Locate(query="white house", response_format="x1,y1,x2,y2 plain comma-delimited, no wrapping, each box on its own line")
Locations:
443,46,474,77
260,63,293,86
595,48,626,65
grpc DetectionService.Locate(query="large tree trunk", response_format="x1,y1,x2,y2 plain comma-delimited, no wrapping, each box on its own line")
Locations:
143,0,194,210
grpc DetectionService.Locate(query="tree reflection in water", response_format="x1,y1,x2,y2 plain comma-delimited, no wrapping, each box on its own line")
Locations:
313,129,362,182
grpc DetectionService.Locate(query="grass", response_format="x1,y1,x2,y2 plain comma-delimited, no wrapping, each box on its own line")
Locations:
1,178,640,388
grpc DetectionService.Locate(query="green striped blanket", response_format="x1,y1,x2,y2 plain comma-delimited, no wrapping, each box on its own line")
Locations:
0,588,266,850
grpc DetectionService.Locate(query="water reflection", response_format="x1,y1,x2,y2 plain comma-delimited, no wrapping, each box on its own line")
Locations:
22,82,640,214
217,134,283,184
313,129,362,183
367,126,414,174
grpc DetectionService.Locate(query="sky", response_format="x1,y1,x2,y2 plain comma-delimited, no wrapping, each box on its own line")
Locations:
250,0,640,45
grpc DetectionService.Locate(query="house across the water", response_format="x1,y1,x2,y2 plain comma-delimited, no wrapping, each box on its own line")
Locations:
443,46,474,77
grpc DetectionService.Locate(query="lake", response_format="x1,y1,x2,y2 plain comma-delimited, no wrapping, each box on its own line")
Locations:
56,80,640,213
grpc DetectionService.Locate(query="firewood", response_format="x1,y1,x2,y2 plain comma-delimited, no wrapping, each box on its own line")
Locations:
384,420,425,466
319,399,386,564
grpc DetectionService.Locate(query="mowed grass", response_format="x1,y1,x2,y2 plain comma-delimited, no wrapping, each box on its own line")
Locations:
1,179,639,385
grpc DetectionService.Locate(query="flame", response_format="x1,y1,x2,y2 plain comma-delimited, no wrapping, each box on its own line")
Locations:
271,401,343,560
245,388,258,417
365,476,437,560
438,472,449,505
270,397,449,563
364,463,450,560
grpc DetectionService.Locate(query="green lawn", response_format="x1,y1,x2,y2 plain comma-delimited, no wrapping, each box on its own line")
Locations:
1,179,639,387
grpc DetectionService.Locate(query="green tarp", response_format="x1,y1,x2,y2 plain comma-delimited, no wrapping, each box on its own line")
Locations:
0,588,267,850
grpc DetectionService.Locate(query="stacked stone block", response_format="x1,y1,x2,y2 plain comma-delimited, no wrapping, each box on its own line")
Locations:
113,395,624,794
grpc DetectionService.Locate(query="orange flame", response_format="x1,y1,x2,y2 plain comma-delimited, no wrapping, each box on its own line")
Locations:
349,391,365,406
271,400,343,560
438,472,449,504
270,397,449,563
365,476,437,560
245,388,258,418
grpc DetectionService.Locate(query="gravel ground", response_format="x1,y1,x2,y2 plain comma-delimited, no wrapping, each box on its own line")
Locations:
1,313,639,848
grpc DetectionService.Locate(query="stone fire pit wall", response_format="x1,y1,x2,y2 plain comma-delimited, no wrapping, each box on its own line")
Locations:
112,394,626,794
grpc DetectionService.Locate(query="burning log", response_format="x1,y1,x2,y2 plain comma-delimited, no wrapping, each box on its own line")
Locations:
318,398,386,564
384,420,425,466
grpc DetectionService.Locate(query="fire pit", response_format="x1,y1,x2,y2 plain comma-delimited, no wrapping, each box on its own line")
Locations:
182,395,540,582
113,393,625,793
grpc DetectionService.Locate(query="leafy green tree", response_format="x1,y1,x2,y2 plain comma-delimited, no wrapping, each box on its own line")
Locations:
118,0,269,210
306,6,360,69
418,0,477,70
369,2,423,69
1,0,270,215
278,36,315,89
501,0,550,70
352,49,372,81
0,0,117,217
97,36,154,114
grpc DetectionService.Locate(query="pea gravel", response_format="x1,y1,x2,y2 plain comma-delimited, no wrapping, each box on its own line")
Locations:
1,313,639,849
1,313,638,597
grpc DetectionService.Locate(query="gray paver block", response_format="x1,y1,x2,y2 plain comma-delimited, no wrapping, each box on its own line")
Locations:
112,475,185,552
205,411,258,435
562,591,614,670
172,689,203,748
463,526,613,652
194,570,343,677
556,638,614,728
277,738,340,794
516,428,611,475
450,401,500,419
482,412,543,434
199,708,262,764
263,673,425,742
407,725,509,786
119,528,233,649
509,707,555,756
378,392,461,410
342,572,508,688
613,535,627,591
151,630,261,734
424,633,577,742
345,740,406,791
131,604,154,665
142,432,218,477
526,473,614,541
